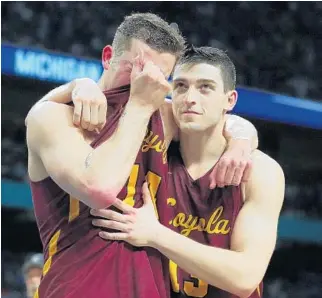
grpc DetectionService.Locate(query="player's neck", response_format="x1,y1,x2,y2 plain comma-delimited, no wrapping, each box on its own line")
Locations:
180,121,226,180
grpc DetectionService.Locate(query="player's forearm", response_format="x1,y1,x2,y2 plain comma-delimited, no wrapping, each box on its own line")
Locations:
85,102,152,207
151,225,258,297
41,81,75,104
25,82,75,126
225,115,258,151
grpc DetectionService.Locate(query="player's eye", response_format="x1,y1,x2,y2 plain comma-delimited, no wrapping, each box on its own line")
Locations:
174,82,187,90
200,84,213,91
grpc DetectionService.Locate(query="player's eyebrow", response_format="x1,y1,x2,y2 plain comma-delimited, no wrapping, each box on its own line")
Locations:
173,78,217,85
173,77,186,83
196,79,217,85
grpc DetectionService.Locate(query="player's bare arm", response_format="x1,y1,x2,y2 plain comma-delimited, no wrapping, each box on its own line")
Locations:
26,59,171,209
25,78,108,132
92,150,284,297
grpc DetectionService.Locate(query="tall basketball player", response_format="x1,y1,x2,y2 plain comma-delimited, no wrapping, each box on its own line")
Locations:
26,14,258,298
92,46,285,298
26,13,183,298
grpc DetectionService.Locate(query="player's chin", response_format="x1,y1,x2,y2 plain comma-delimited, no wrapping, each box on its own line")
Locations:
179,121,203,132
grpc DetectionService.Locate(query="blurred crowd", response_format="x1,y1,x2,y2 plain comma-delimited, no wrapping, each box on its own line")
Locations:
2,252,43,298
2,1,322,100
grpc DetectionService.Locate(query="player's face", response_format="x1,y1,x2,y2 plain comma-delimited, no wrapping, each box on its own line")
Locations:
106,39,176,87
25,267,42,298
171,63,237,132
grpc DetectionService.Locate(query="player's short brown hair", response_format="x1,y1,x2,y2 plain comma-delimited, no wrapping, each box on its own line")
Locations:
112,13,186,59
177,46,236,92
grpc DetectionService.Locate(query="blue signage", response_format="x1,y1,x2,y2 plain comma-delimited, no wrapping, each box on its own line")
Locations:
1,43,103,83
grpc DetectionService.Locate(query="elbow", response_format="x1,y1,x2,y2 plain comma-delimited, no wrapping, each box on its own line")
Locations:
234,278,261,298
235,287,257,298
85,182,120,209
81,171,126,209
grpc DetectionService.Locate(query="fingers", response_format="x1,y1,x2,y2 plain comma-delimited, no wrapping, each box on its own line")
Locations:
142,60,157,73
71,78,107,131
241,161,252,183
131,56,143,80
98,102,107,129
209,166,218,189
215,159,228,188
73,99,107,132
141,182,151,205
86,103,98,132
98,231,127,241
73,97,82,127
80,100,91,130
90,209,132,223
210,160,252,188
92,219,129,232
113,198,136,214
231,167,243,186
223,161,236,186
230,161,247,185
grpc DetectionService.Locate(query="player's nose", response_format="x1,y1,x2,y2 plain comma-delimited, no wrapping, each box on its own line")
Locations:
184,88,198,105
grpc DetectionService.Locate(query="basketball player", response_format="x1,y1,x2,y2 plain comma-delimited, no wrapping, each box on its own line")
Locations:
91,47,285,298
26,13,258,298
26,13,184,298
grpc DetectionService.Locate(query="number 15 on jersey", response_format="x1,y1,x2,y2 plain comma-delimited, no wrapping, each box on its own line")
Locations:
170,260,209,297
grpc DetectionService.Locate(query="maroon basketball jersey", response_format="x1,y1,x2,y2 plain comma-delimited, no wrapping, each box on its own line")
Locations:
165,142,263,298
30,85,170,298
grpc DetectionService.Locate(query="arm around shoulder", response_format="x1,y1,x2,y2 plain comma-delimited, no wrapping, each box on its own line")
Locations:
26,102,116,209
224,114,259,150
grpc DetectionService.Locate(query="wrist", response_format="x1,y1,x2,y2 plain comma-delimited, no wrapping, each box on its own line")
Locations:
126,98,155,119
227,138,252,154
148,223,166,248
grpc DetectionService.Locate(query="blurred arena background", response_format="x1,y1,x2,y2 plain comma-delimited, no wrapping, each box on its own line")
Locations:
1,2,322,297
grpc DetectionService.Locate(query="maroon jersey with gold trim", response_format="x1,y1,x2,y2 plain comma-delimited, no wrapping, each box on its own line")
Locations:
165,142,263,298
29,85,170,298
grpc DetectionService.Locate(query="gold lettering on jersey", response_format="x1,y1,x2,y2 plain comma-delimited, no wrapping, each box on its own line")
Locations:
169,205,230,237
141,130,167,164
167,197,177,206
206,206,230,235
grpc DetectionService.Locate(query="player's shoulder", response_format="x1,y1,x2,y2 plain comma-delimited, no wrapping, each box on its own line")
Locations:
251,149,284,179
25,101,73,130
245,149,285,197
27,102,73,127
26,102,75,148
243,150,285,209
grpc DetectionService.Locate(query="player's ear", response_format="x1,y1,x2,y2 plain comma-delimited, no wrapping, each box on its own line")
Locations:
224,90,238,112
102,45,113,70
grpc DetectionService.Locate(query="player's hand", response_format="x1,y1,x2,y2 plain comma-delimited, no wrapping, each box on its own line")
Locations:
72,78,107,131
209,139,252,189
91,182,160,247
129,57,171,115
